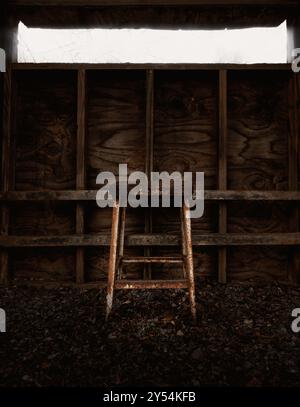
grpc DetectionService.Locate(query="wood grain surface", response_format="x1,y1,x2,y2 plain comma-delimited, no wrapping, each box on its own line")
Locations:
4,68,298,284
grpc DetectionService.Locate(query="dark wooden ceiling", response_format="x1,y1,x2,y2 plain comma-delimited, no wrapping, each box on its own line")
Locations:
6,0,300,6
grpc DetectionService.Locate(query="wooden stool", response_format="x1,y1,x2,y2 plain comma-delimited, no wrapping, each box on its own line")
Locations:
106,201,196,321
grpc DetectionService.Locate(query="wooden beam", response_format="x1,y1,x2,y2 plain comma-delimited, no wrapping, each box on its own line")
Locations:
11,63,291,71
1,69,13,193
11,277,299,290
0,68,12,285
9,280,188,290
218,69,227,284
11,281,108,289
288,73,300,283
7,0,299,6
2,190,300,201
144,69,154,279
76,69,86,284
1,233,300,247
146,70,154,179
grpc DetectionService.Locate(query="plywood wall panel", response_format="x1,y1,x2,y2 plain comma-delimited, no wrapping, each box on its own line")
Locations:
226,71,292,282
87,70,146,189
85,205,145,234
227,202,292,233
9,202,76,236
11,247,75,282
13,70,77,191
153,71,218,244
4,68,299,285
227,247,289,282
227,71,290,191
86,71,147,280
11,71,77,282
154,71,218,189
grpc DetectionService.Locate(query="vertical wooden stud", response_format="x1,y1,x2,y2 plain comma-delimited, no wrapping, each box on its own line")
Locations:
288,73,299,283
76,69,86,284
1,67,12,285
144,69,154,279
218,70,228,284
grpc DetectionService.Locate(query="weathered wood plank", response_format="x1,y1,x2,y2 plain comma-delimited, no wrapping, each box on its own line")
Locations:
219,70,228,192
115,279,187,289
11,63,291,71
1,68,12,194
3,190,300,201
11,280,105,289
288,73,300,283
8,280,187,289
218,69,227,283
77,69,86,191
146,70,154,179
2,233,300,247
144,69,154,279
8,0,299,6
0,67,12,284
76,69,86,284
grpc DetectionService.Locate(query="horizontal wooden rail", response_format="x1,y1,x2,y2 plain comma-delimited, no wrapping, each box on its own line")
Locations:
1,190,300,201
11,63,291,71
1,233,300,247
115,280,188,289
10,280,107,289
7,280,188,289
9,278,296,289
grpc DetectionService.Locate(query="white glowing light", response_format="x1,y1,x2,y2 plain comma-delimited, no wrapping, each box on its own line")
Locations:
17,21,287,64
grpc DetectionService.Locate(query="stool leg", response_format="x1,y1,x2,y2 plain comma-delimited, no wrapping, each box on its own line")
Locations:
106,200,120,321
180,208,187,278
117,207,126,280
182,203,197,322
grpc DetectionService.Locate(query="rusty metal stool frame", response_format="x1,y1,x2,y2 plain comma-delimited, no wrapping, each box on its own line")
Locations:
106,201,196,321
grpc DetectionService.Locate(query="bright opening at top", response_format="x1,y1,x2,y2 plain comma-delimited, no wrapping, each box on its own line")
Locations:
18,21,287,64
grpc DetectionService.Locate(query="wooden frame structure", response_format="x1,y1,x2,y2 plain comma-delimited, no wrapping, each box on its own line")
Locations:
0,62,300,287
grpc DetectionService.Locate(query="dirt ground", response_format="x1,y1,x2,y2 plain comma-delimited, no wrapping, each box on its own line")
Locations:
0,280,300,387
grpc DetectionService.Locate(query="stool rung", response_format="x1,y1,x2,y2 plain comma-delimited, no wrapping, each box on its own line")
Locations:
122,256,183,264
115,279,188,289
